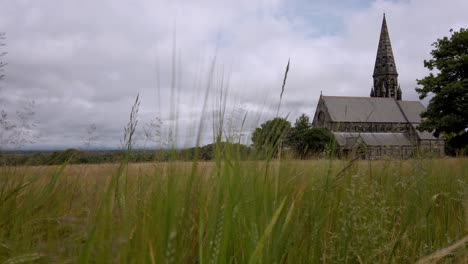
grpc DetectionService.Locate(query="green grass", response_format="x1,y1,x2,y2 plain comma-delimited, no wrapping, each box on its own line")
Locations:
0,157,467,263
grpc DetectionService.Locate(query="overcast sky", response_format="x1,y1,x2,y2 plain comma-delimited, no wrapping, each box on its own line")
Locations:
0,0,467,150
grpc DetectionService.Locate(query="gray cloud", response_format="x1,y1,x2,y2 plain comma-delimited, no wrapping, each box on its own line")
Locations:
0,0,467,149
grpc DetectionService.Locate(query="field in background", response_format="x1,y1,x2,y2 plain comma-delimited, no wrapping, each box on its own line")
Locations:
1,157,467,263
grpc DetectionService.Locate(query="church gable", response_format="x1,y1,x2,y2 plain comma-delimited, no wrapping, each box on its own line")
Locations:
312,96,333,129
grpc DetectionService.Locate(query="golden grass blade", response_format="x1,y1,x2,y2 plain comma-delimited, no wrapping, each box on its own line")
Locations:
415,235,468,264
3,253,45,264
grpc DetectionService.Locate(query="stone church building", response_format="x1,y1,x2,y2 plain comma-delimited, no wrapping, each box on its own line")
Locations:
312,15,444,159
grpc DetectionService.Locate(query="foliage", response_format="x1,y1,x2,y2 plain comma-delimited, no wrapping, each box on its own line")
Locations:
187,142,251,161
416,28,468,151
251,117,291,158
445,132,468,156
287,114,335,158
286,114,313,158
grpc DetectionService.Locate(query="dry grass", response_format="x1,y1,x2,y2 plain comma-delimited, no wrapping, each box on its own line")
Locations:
0,158,467,263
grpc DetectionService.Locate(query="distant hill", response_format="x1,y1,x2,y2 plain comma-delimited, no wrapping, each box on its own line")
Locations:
0,142,252,166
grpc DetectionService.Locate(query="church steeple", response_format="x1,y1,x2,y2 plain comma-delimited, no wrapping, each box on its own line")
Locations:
371,14,401,100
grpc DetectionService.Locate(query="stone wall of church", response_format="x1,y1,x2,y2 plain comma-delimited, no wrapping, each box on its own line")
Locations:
337,137,444,159
329,122,410,133
407,124,445,157
418,139,445,157
338,145,416,159
369,145,415,159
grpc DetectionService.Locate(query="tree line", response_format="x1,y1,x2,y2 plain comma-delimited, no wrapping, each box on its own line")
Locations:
0,142,253,166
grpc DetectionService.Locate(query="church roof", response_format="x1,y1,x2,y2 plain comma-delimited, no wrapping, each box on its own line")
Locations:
397,101,426,123
321,96,425,123
333,132,412,147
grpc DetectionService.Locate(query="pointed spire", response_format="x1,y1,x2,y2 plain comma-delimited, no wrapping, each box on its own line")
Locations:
397,85,402,100
371,14,401,100
370,87,375,97
373,14,398,77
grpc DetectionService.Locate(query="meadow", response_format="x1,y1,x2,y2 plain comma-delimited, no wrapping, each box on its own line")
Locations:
0,156,467,263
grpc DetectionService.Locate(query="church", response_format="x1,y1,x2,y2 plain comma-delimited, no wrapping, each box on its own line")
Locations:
312,14,444,159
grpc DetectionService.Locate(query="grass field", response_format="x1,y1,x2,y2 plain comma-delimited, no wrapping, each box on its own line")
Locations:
0,157,467,263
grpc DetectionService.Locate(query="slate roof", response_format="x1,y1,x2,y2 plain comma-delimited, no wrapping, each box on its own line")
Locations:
321,96,426,123
397,101,426,123
333,132,412,147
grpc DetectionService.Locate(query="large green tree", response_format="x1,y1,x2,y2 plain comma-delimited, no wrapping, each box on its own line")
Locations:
287,114,311,158
415,28,468,144
251,117,291,158
287,114,335,159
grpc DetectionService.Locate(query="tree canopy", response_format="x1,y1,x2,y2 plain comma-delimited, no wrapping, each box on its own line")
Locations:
416,28,468,139
251,117,291,157
251,114,336,159
415,28,468,154
287,114,335,159
287,114,311,158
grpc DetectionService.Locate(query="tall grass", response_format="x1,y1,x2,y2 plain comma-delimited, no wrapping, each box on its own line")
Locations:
0,157,467,263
